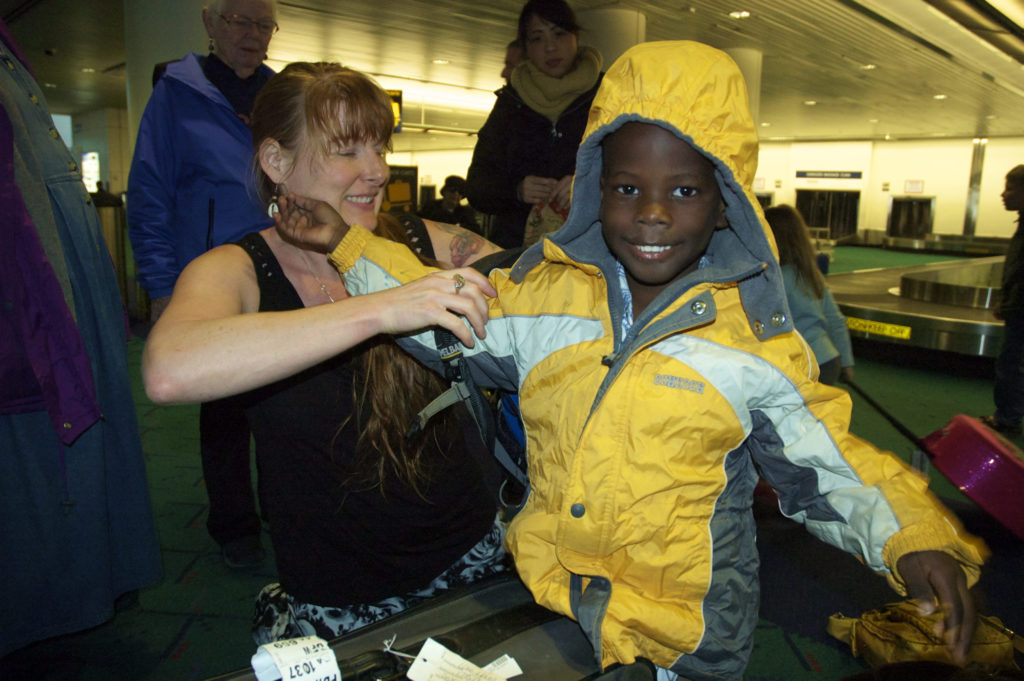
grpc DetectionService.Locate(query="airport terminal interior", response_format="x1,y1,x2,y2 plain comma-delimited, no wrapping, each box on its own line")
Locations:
1,246,1022,681
4,0,1024,679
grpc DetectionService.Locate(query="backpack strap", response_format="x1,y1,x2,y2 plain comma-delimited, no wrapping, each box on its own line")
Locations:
405,247,531,517
405,328,529,509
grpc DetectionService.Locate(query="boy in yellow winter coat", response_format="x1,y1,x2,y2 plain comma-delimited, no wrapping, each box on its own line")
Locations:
275,41,986,680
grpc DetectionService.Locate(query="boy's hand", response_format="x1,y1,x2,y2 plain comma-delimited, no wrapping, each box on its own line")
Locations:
274,194,351,253
896,550,975,665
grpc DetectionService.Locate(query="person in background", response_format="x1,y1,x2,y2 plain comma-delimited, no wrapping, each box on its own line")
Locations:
465,0,602,248
501,39,524,85
418,175,481,233
764,204,854,386
983,164,1024,436
0,19,161,657
278,40,986,680
90,180,123,207
142,62,506,643
127,0,278,569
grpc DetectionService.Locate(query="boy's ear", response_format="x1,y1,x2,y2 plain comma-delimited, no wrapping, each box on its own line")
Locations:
259,139,291,185
715,201,729,229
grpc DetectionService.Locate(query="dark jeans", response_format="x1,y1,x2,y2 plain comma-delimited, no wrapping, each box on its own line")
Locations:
199,395,260,546
994,311,1024,428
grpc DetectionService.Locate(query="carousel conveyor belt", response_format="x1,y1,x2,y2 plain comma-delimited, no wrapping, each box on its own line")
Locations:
828,255,1005,358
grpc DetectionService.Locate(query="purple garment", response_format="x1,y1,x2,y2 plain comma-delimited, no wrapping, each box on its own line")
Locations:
0,23,100,444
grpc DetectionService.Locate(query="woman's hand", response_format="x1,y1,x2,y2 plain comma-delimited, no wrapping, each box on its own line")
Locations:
551,175,574,212
274,194,351,253
896,550,975,665
376,268,497,347
518,175,558,206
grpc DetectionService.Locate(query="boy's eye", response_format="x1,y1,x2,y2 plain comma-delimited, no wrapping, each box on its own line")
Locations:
673,186,699,198
614,184,638,196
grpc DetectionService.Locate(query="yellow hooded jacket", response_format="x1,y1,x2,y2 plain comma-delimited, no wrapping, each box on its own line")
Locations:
331,41,985,679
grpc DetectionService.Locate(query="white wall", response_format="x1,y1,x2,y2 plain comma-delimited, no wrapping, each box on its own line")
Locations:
758,136,1024,238
867,140,974,237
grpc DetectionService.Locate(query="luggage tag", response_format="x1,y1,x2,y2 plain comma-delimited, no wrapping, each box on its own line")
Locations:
406,637,522,681
251,635,342,681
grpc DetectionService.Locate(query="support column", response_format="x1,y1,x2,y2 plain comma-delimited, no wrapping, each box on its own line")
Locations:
964,138,987,237
123,0,207,150
725,47,762,125
576,8,646,69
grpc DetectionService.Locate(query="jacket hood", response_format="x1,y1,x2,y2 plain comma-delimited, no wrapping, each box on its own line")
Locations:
513,40,791,341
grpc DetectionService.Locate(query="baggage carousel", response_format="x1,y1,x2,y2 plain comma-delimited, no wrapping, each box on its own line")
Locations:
829,255,1005,357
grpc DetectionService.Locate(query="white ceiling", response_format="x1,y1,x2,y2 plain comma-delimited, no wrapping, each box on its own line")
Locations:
5,0,1024,143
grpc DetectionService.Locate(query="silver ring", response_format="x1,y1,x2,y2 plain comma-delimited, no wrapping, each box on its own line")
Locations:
453,273,466,294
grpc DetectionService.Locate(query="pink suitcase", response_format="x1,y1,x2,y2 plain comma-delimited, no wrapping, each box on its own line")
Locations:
844,380,1024,541
921,414,1024,540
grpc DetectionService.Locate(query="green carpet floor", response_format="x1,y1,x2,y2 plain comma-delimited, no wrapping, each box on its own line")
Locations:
1,246,1021,680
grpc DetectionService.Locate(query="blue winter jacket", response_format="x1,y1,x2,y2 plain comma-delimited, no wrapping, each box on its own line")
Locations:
127,53,273,298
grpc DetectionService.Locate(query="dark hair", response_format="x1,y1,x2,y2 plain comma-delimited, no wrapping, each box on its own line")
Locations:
517,0,581,47
1007,164,1024,188
442,175,466,194
764,204,826,299
251,62,394,204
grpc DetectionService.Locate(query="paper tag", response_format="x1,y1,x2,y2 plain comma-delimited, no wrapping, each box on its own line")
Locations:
251,636,342,681
483,654,523,678
406,638,506,681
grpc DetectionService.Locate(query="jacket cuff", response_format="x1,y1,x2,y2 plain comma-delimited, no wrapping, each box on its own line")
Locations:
327,225,372,273
881,518,988,594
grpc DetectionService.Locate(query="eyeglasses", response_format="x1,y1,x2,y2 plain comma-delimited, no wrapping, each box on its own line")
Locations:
216,12,279,36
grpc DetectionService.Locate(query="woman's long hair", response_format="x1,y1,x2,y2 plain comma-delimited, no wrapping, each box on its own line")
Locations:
345,213,453,497
252,62,454,496
764,204,826,299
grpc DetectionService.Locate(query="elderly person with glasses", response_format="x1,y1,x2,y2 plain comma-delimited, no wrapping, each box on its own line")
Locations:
127,0,279,571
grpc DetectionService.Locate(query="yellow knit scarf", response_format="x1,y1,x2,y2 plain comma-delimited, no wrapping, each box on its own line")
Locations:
511,45,603,122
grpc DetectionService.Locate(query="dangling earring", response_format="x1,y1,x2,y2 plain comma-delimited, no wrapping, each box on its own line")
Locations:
267,196,280,218
208,38,215,53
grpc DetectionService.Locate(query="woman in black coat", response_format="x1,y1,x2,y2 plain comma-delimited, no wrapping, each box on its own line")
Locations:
466,0,602,248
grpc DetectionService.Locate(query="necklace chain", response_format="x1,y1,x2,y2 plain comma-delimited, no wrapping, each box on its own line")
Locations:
298,249,336,303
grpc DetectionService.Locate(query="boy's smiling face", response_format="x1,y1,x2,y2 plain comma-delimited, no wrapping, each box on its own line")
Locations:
600,122,725,317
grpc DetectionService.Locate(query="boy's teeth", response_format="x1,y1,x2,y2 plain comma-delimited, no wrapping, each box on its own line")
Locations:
348,196,373,204
637,244,670,253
